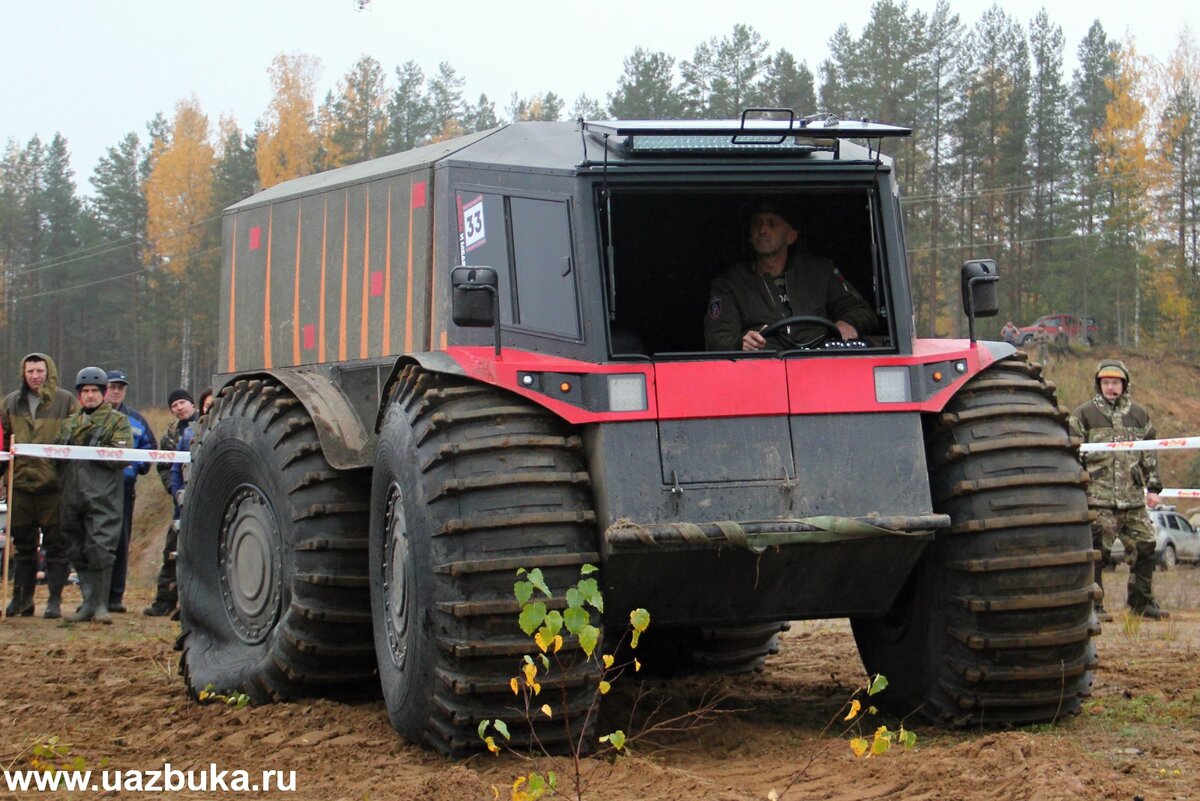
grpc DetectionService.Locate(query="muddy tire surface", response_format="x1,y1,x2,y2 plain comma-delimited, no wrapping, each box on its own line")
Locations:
178,378,375,701
370,366,601,754
853,356,1097,726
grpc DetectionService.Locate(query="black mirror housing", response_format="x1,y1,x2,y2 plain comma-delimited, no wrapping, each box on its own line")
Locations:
451,266,498,327
961,259,999,319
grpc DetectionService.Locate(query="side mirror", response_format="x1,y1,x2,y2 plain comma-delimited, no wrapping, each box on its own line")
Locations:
451,266,498,327
960,259,999,343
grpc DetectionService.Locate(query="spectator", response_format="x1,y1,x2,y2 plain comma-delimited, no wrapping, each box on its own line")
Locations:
1033,324,1050,364
1,353,79,619
1070,360,1169,620
198,388,214,418
1000,320,1018,344
57,366,132,624
145,388,197,617
103,370,156,613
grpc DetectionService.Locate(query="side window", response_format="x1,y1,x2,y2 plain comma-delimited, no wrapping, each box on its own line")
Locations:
1167,515,1180,530
456,192,512,323
510,197,579,339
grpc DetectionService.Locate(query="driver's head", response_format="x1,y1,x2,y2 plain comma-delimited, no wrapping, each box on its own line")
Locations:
748,203,798,258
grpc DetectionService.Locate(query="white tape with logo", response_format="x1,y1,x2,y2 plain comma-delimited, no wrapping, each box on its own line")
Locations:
1160,489,1200,499
0,443,189,463
1079,436,1200,452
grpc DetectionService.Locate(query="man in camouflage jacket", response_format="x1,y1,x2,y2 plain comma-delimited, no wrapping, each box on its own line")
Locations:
1,352,78,618
1068,360,1167,620
57,366,133,624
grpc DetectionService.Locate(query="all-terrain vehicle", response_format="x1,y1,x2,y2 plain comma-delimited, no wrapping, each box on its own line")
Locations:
178,115,1098,753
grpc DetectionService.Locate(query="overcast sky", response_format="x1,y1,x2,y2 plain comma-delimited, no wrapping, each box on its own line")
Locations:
1,0,1193,191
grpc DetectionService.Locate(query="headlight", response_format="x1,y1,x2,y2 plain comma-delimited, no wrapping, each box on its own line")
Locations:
606,374,647,412
874,366,911,403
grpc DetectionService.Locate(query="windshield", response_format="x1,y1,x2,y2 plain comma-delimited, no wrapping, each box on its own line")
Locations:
601,186,892,358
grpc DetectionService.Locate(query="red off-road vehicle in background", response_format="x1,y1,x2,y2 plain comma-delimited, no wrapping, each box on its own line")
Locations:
177,115,1098,753
1017,313,1100,345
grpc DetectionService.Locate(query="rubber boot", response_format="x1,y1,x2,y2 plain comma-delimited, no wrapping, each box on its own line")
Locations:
1126,542,1157,613
1092,558,1112,622
43,562,69,619
92,568,113,625
69,570,98,623
5,560,37,617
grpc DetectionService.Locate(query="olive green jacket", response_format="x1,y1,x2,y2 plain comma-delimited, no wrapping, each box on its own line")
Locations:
704,253,878,351
0,352,80,493
1069,392,1161,510
56,402,134,489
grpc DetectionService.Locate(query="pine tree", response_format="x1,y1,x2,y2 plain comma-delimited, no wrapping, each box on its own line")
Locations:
319,55,390,168
1156,30,1200,347
758,50,817,114
1027,9,1074,318
1070,20,1118,332
463,94,499,133
387,61,431,151
428,62,466,141
607,48,684,119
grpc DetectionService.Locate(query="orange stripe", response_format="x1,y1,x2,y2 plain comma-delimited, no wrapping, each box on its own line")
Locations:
263,208,273,369
428,197,437,349
360,186,370,359
292,205,302,365
382,186,392,354
319,198,328,363
227,217,238,371
339,194,349,361
404,178,414,352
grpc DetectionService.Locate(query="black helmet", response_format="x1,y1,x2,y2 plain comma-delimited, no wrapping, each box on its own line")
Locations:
75,366,109,391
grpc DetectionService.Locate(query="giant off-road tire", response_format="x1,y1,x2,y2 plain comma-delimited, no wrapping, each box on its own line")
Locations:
371,366,601,754
852,356,1098,726
178,378,375,702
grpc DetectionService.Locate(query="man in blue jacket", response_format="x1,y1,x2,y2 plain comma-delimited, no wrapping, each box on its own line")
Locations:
103,370,156,613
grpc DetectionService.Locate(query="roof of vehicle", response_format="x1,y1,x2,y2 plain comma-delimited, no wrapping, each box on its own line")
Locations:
228,118,907,213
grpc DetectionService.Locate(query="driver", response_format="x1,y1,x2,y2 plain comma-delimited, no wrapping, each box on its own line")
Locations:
703,203,878,351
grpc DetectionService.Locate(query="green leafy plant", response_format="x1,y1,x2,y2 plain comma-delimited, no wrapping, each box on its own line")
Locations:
197,683,250,709
476,564,674,801
768,673,917,800
0,735,104,791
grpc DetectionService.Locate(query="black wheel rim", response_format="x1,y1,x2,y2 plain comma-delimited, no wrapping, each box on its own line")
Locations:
383,482,412,669
219,484,284,644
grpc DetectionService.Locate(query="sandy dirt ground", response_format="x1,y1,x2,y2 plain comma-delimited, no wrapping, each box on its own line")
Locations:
2,557,1198,801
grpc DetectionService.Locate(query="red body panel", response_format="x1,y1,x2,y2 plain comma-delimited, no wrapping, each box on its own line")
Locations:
442,340,998,425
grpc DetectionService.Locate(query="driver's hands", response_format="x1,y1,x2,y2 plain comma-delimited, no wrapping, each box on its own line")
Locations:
742,326,767,351
835,320,859,340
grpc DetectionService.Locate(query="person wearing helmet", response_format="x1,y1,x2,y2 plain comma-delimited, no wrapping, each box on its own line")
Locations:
55,366,133,624
1,353,79,619
1069,360,1168,621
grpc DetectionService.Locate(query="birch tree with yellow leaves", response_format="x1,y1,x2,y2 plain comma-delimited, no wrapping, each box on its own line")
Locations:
257,53,321,189
144,95,216,389
1094,40,1163,346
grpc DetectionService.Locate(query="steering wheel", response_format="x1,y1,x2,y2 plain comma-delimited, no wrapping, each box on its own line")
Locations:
759,314,841,349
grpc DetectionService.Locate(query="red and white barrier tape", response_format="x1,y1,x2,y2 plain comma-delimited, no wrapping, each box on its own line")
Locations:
0,443,189,464
1161,489,1200,499
1080,436,1200,452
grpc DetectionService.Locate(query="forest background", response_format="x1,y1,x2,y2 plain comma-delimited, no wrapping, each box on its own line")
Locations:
2,1,1199,406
